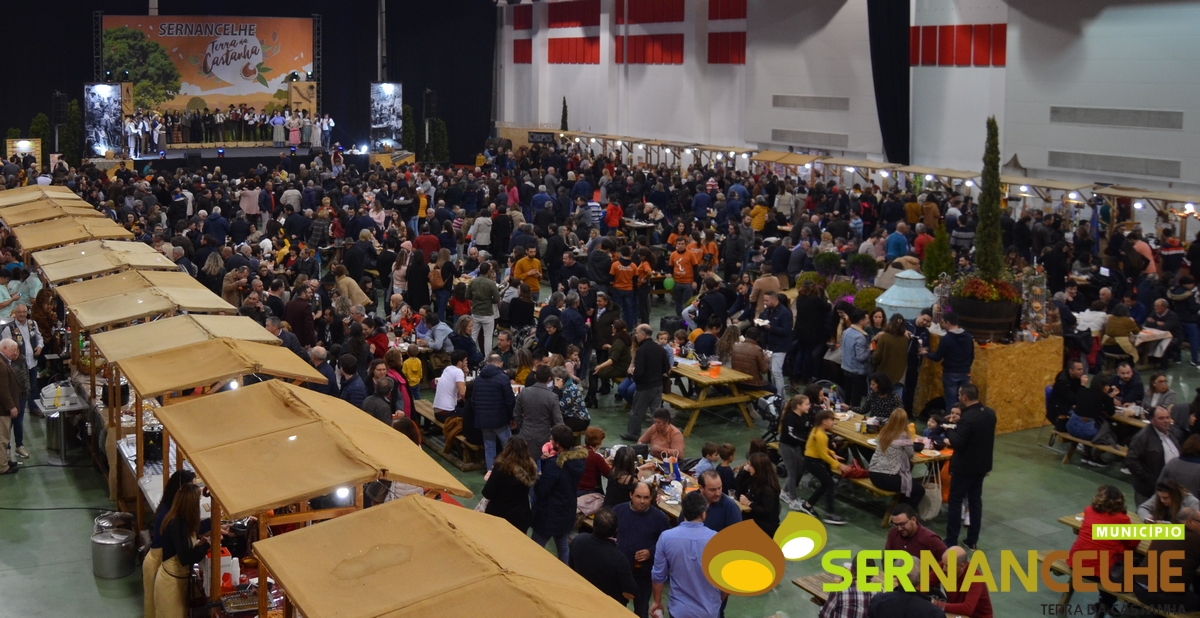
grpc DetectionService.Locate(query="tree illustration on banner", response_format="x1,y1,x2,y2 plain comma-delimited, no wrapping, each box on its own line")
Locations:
103,26,182,110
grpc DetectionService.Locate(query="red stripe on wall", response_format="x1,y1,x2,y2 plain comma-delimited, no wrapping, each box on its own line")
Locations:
513,4,533,30
954,25,972,66
513,38,532,64
709,0,747,20
909,27,920,66
920,26,937,66
548,0,600,28
936,25,954,65
972,24,991,66
707,31,745,64
548,37,600,64
619,0,685,25
991,23,1006,66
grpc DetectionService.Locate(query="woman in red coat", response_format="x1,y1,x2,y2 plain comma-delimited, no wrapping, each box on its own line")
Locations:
1069,485,1139,615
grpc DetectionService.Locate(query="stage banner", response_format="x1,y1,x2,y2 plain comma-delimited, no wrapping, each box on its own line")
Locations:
101,16,313,114
83,84,123,157
289,82,317,116
120,82,134,117
369,83,403,147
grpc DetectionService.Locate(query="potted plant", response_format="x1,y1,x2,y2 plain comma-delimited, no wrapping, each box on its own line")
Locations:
796,272,827,289
826,281,858,304
847,253,880,284
814,252,842,279
946,117,1022,342
853,287,884,312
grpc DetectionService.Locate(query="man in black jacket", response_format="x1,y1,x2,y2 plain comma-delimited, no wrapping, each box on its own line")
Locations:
473,354,517,471
622,324,671,441
1127,406,1182,505
695,277,728,332
943,383,996,550
1048,360,1085,431
569,508,637,607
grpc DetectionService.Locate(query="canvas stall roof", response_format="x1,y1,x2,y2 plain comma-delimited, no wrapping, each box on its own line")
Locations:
56,271,215,307
0,185,82,208
252,496,633,618
90,315,279,364
999,176,1094,193
39,250,177,284
155,381,471,519
62,277,233,331
818,157,900,171
0,198,102,226
13,216,133,251
32,239,158,266
1094,186,1200,205
117,338,324,398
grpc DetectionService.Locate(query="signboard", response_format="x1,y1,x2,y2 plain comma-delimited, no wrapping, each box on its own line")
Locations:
83,84,123,157
5,139,41,164
370,82,404,146
101,16,313,114
528,132,556,144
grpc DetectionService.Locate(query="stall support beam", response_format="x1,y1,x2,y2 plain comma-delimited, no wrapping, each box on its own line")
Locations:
209,498,222,601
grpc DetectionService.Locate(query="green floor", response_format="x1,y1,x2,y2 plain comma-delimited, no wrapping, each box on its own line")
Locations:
3,297,1193,617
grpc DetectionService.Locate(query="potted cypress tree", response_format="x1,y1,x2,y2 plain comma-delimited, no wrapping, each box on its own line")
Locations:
947,117,1022,342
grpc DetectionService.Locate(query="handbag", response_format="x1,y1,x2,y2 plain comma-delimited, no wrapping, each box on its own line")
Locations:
839,459,869,479
918,465,943,521
823,345,843,365
576,492,605,516
1066,412,1100,441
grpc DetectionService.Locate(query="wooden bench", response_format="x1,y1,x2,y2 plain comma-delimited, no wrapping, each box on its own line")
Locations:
661,390,764,437
845,476,901,529
1036,550,1200,618
1054,431,1128,464
412,400,483,472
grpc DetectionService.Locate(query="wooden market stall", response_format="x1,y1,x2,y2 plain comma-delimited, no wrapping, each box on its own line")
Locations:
1093,186,1200,238
37,248,178,284
252,495,631,618
816,157,901,191
0,198,105,227
894,165,981,192
155,381,472,608
109,337,326,535
0,184,83,207
1000,176,1093,215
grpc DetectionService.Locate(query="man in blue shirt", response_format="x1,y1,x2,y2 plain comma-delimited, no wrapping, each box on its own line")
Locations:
697,470,741,532
652,491,724,618
886,222,910,263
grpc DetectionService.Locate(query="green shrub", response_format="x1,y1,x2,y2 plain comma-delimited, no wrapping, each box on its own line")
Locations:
826,281,857,303
846,253,880,282
795,272,827,289
853,287,883,312
814,252,842,278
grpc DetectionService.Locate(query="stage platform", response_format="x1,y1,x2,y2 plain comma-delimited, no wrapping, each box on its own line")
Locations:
118,147,370,176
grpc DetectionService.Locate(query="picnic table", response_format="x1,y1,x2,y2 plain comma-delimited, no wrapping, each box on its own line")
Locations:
1134,327,1172,361
828,413,954,466
792,572,968,617
622,218,658,231
664,363,765,436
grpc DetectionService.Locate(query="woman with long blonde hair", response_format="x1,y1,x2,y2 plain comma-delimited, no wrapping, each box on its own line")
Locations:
868,408,924,509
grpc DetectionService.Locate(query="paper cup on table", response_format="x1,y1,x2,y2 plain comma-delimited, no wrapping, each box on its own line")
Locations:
854,422,862,432
708,361,721,378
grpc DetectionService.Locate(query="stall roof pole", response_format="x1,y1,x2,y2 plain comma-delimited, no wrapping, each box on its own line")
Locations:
209,498,222,601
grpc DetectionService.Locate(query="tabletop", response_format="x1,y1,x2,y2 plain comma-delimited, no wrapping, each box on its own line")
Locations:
671,363,752,387
623,218,657,229
1112,407,1151,428
792,572,968,617
1135,328,1171,344
828,412,953,464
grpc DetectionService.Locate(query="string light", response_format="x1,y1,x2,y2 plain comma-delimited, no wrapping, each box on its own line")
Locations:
1134,202,1144,209
846,167,856,173
1020,185,1029,192
965,180,974,187
879,170,889,177
925,174,934,181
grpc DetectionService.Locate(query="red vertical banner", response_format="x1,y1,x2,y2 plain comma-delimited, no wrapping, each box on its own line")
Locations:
615,35,624,63
910,27,920,66
513,39,532,64
972,24,991,66
937,25,955,65
513,5,533,30
954,25,972,66
920,26,937,66
991,23,1007,66
615,0,625,25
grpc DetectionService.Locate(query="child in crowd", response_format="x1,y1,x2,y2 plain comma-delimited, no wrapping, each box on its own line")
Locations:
448,282,472,319
402,346,423,401
564,345,581,380
801,410,848,525
924,414,948,450
778,395,813,511
657,331,676,366
716,443,737,494
672,329,693,360
736,438,770,497
693,442,720,476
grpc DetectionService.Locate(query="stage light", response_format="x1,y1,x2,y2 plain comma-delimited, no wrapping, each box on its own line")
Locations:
290,147,297,157
965,180,974,187
846,166,856,173
159,150,166,160
1068,192,1078,199
1020,185,1029,192
338,145,344,152
306,72,313,80
217,148,224,158
925,174,934,181
879,170,889,177
123,70,129,79
1134,201,1144,209
104,71,111,79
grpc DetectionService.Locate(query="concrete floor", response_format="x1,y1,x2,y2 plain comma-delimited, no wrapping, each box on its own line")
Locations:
2,297,1191,617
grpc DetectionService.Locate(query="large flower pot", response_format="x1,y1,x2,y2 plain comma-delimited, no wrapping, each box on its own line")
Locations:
947,297,1021,343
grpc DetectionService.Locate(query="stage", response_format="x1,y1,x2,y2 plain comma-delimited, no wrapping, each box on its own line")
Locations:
114,147,371,176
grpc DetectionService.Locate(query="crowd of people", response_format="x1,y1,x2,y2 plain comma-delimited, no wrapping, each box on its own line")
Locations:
7,131,1200,617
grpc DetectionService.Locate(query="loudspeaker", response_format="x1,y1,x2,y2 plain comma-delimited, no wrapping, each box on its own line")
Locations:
308,147,325,157
185,152,202,170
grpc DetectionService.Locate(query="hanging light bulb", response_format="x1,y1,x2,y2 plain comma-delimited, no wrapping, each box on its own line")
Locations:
879,170,889,178
1068,192,1078,200
846,167,856,173
1187,203,1196,213
1134,202,1144,209
925,174,934,181
1020,185,1029,192
964,180,974,187
804,163,812,169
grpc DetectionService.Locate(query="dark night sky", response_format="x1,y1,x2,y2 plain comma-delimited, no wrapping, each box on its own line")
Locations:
0,1,496,162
